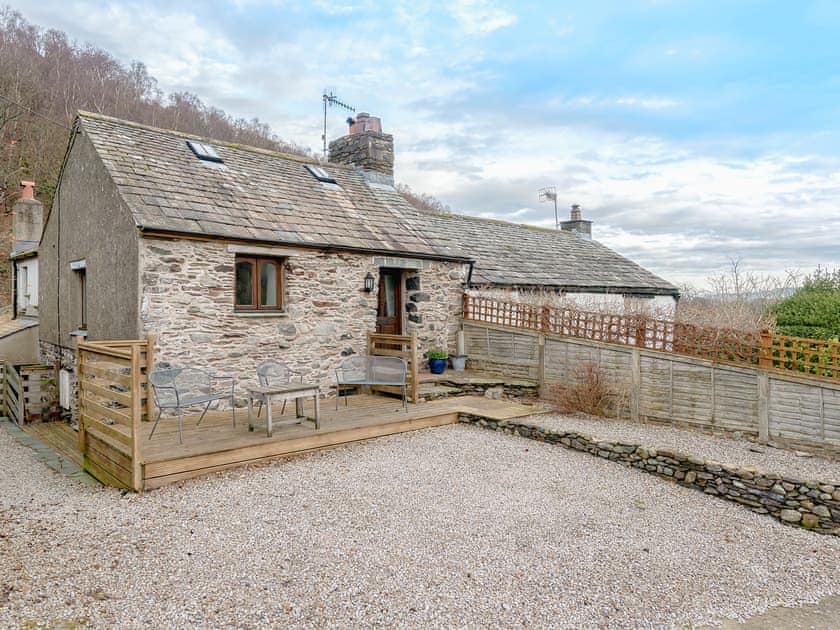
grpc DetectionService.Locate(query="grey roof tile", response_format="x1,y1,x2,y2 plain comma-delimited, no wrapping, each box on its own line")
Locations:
77,112,677,294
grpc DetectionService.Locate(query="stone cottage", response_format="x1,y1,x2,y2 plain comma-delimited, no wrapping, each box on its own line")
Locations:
39,111,677,411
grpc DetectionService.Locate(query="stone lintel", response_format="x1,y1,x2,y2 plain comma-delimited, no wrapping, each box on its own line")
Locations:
373,256,428,270
227,244,302,257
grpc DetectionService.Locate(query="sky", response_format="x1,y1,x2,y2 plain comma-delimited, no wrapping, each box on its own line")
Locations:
12,0,840,289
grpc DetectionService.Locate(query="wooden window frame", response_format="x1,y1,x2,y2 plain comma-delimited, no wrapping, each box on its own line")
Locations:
235,256,284,311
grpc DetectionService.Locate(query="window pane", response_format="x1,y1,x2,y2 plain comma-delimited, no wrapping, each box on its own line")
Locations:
383,273,396,317
260,261,278,307
236,261,254,305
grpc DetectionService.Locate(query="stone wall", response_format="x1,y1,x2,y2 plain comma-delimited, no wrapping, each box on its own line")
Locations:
461,415,840,536
328,131,394,177
39,340,78,418
139,237,465,401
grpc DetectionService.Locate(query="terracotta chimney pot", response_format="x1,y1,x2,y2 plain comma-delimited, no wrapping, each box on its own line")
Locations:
20,181,35,200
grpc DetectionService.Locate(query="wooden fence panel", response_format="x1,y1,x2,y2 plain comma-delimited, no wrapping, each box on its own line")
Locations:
465,318,840,449
463,293,840,385
712,368,760,433
77,338,152,491
18,365,60,422
768,379,825,444
639,355,673,420
463,323,540,379
823,388,840,443
5,363,23,425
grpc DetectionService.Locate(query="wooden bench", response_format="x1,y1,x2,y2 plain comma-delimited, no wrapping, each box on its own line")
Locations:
335,356,408,411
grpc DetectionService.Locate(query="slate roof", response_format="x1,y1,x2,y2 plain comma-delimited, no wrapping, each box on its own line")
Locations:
75,112,677,294
401,210,679,294
0,313,38,339
77,113,462,261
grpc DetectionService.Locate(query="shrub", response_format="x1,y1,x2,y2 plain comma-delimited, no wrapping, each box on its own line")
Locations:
774,267,840,340
548,361,628,418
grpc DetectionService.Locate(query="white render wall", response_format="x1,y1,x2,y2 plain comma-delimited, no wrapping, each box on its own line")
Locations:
563,292,677,318
16,258,39,316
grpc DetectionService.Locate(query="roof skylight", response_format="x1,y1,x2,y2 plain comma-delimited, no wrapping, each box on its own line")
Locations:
305,164,337,184
187,140,223,163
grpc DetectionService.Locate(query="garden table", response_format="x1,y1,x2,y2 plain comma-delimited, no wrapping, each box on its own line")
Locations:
246,383,320,437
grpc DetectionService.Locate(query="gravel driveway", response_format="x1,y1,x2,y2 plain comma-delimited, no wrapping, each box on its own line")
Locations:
2,420,840,628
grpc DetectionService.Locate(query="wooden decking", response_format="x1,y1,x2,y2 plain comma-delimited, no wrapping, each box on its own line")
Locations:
25,394,543,491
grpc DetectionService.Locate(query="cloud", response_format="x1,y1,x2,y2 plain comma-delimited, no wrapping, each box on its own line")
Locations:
447,0,518,35
11,0,840,289
615,96,682,110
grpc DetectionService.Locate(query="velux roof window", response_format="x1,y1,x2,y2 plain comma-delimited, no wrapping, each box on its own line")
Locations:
305,164,337,184
186,140,223,163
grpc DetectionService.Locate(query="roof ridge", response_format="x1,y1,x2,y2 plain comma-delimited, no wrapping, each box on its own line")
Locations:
75,110,337,167
414,206,580,237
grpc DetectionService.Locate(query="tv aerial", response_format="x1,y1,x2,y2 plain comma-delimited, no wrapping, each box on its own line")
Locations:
322,90,355,155
538,186,559,229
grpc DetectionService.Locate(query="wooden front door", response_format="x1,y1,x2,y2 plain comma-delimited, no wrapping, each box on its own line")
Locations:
376,269,403,334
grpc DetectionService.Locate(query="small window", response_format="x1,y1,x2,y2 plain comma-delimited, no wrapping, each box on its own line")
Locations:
187,140,223,163
76,268,87,329
235,256,284,311
305,164,337,184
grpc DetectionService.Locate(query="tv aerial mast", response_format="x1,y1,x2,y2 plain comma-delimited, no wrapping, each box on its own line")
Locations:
538,186,559,229
322,90,355,155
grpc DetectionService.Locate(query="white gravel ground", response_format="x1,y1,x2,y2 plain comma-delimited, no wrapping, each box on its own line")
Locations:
2,420,840,629
520,413,840,483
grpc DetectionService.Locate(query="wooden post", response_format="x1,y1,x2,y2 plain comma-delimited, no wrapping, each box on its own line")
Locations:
630,348,641,422
1,362,6,418
462,293,470,321
537,333,546,397
76,347,87,454
410,332,419,403
130,343,143,492
759,329,773,369
541,306,551,335
757,372,770,443
144,334,157,421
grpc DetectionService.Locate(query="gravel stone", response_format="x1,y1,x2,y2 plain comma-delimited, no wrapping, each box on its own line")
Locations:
523,413,840,483
1,422,839,628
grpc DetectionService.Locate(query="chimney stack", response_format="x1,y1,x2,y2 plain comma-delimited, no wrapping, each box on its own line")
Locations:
560,203,592,240
328,112,394,186
12,180,44,251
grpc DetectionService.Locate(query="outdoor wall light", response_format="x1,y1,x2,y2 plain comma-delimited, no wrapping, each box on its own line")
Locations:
364,272,375,293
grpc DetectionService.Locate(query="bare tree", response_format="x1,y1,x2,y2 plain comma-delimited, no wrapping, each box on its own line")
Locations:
676,257,801,332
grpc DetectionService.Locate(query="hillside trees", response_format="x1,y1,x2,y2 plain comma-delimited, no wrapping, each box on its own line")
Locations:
0,7,309,212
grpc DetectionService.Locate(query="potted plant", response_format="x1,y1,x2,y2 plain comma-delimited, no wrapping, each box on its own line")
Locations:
428,348,448,374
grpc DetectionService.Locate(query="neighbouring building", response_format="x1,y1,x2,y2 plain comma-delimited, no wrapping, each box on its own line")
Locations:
0,181,42,364
39,111,678,413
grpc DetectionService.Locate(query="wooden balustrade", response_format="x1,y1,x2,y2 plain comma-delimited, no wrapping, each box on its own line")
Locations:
76,336,155,491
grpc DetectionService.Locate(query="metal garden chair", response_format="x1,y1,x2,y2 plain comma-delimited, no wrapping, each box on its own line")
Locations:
255,361,302,417
148,367,236,444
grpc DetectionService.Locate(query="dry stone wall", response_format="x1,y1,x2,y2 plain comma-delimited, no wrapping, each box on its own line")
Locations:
139,237,464,401
461,415,840,536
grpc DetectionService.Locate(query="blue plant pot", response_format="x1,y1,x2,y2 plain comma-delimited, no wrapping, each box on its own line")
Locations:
429,358,447,374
